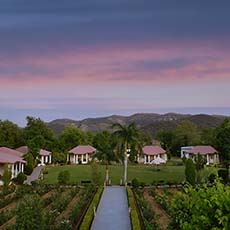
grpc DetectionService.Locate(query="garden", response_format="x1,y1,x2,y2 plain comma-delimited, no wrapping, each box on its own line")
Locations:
0,184,99,230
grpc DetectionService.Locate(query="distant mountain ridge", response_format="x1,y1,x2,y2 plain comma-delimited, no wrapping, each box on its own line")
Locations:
47,113,228,137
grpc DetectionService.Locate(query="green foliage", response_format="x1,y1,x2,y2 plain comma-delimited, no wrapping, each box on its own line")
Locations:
185,159,196,186
90,161,101,185
194,154,207,183
2,165,12,187
127,187,142,230
215,118,230,166
93,131,115,163
132,178,140,188
80,187,103,230
0,120,24,148
170,181,230,229
15,194,44,230
157,129,176,153
24,116,54,157
14,172,27,184
218,169,229,184
24,153,35,175
59,125,86,151
52,152,66,164
57,170,70,185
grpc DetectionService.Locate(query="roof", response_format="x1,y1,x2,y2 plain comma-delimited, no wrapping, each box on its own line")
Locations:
143,146,166,155
39,149,52,156
0,147,25,158
69,145,96,155
186,146,218,155
16,146,29,154
0,147,26,164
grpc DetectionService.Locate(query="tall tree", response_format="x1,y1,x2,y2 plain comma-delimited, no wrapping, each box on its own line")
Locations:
215,118,230,169
174,120,201,155
24,117,54,157
59,125,84,151
112,123,140,186
0,120,24,148
93,131,114,184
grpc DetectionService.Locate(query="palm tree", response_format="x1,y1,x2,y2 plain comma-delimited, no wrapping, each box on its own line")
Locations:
112,123,140,186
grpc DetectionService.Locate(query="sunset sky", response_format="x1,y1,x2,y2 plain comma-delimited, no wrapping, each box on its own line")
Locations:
1,0,230,126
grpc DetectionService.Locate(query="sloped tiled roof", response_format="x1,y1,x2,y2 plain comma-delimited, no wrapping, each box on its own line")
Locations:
187,146,218,155
69,145,96,155
0,147,26,164
143,146,166,155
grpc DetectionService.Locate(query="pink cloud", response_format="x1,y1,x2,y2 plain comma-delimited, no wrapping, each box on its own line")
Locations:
1,40,230,89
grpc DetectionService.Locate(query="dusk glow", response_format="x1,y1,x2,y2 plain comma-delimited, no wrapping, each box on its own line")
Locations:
1,1,230,125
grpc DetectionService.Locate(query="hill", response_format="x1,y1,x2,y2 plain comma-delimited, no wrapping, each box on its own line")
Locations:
47,113,228,137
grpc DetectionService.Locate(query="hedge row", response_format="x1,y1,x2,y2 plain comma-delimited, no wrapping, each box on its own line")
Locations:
79,187,104,230
127,187,142,230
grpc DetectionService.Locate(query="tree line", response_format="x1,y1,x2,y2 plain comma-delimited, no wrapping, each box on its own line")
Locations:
0,116,229,168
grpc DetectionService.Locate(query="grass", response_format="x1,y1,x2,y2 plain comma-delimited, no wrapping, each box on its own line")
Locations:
43,162,185,185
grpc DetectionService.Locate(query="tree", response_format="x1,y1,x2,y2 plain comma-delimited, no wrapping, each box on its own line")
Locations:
93,131,114,184
2,164,11,188
59,125,84,151
112,123,140,186
215,118,230,169
185,158,196,186
174,120,201,155
0,120,24,148
24,117,54,158
15,195,44,230
52,152,66,164
91,161,101,185
194,154,207,184
156,129,175,155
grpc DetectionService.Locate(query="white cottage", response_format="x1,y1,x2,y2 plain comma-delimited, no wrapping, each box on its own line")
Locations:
181,145,219,165
16,146,52,165
68,145,96,164
0,147,26,183
139,146,167,165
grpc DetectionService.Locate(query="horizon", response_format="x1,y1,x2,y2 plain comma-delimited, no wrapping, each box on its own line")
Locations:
1,1,230,126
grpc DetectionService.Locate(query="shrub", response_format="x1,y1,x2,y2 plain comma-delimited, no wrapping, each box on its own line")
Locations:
24,163,34,175
218,169,229,184
185,158,196,186
132,178,140,188
2,165,11,187
80,187,103,230
15,194,44,230
58,170,70,185
15,172,27,185
127,187,142,230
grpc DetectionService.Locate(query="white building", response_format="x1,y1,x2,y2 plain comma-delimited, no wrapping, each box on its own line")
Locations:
39,149,52,165
68,145,96,164
139,146,167,165
0,147,26,184
16,146,52,165
181,145,219,165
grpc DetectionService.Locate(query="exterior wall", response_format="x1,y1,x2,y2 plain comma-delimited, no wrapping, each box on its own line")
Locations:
181,146,194,158
143,154,167,164
68,153,93,164
40,155,52,165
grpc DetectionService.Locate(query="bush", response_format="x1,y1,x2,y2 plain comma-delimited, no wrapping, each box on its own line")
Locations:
14,172,27,185
80,187,103,230
218,169,229,184
58,170,70,185
24,163,34,175
132,178,140,188
185,158,196,186
127,187,142,230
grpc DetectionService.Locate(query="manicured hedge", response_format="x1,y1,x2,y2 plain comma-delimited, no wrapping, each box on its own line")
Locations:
127,187,142,230
79,187,103,230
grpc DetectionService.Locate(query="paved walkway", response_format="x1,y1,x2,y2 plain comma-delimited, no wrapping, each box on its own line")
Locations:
91,186,131,230
24,165,44,185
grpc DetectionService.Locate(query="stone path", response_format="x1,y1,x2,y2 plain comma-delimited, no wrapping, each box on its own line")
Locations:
24,165,44,185
91,186,131,230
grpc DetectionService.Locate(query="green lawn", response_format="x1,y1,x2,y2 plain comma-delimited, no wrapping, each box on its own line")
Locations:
43,163,185,185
